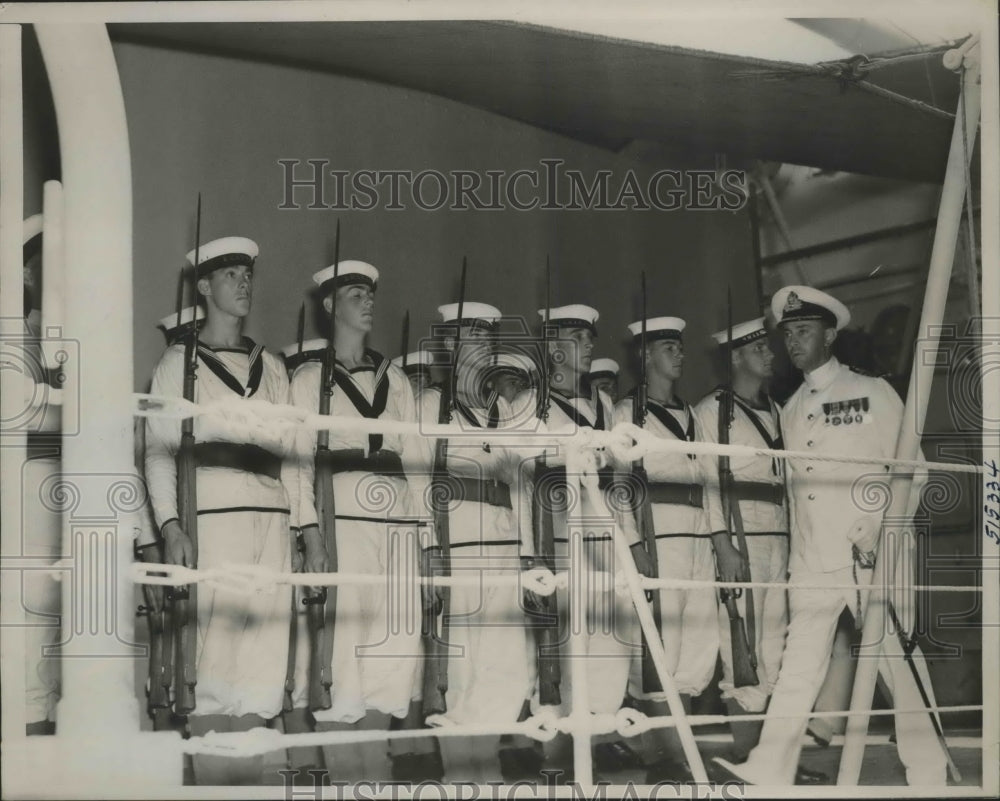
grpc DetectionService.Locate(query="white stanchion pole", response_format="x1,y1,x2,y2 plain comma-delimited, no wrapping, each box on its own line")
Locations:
838,38,982,786
593,471,710,783
0,23,28,747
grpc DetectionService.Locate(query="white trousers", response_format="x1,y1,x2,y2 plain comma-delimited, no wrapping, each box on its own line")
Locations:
738,565,946,785
304,520,422,724
629,535,719,700
554,534,640,716
194,509,292,718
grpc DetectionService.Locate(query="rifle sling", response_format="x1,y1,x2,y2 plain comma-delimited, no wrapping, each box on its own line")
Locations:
193,441,281,480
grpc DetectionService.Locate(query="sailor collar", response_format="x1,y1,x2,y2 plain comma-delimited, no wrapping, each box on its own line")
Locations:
803,356,840,393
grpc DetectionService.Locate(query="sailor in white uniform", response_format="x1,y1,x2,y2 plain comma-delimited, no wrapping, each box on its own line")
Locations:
695,317,789,764
484,351,535,412
391,349,434,398
588,357,621,403
272,336,329,782
716,286,946,787
135,306,207,737
413,301,539,782
289,261,424,784
515,304,651,778
145,237,296,785
612,316,717,782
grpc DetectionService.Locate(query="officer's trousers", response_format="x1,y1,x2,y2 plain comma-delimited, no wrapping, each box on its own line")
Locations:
736,565,946,786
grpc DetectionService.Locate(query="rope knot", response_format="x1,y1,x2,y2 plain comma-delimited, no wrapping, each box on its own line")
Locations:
523,567,559,596
615,707,651,738
190,727,283,758
523,707,561,742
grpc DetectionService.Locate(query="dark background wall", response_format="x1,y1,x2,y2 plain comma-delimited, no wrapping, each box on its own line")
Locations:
108,41,756,396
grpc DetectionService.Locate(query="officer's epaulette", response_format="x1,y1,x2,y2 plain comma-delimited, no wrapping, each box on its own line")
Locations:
848,365,889,380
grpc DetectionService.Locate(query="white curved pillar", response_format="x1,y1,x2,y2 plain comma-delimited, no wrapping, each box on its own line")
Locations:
1,24,182,793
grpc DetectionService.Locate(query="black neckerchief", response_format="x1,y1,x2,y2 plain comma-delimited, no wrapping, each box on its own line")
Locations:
723,389,783,476
645,398,696,459
331,349,391,452
196,337,264,398
549,388,606,430
454,391,500,430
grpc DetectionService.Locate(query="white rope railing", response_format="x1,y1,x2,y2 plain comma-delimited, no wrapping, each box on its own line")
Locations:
130,562,567,595
178,699,984,759
130,561,983,596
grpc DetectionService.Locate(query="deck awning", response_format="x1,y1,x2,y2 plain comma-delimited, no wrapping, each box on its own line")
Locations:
110,20,972,183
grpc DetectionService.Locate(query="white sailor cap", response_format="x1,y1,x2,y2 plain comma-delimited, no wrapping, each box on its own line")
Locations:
771,285,850,331
186,236,259,277
312,260,380,296
438,302,502,330
589,358,620,378
490,351,536,375
627,316,686,342
280,338,329,370
23,213,43,257
711,317,768,348
158,305,205,335
391,350,434,374
538,304,599,335
280,338,329,360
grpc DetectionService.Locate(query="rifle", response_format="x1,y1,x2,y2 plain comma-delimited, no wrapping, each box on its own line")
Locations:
305,221,342,711
283,302,307,713
633,272,663,693
421,257,466,717
531,256,561,706
173,193,201,715
717,289,758,688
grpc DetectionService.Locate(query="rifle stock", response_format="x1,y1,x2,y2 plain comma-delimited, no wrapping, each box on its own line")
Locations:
422,261,466,717
173,369,199,714
725,590,759,688
633,408,663,693
173,195,201,716
531,466,561,706
718,388,759,689
634,272,663,693
282,588,298,713
309,351,338,711
141,604,170,715
421,432,451,717
307,223,341,712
